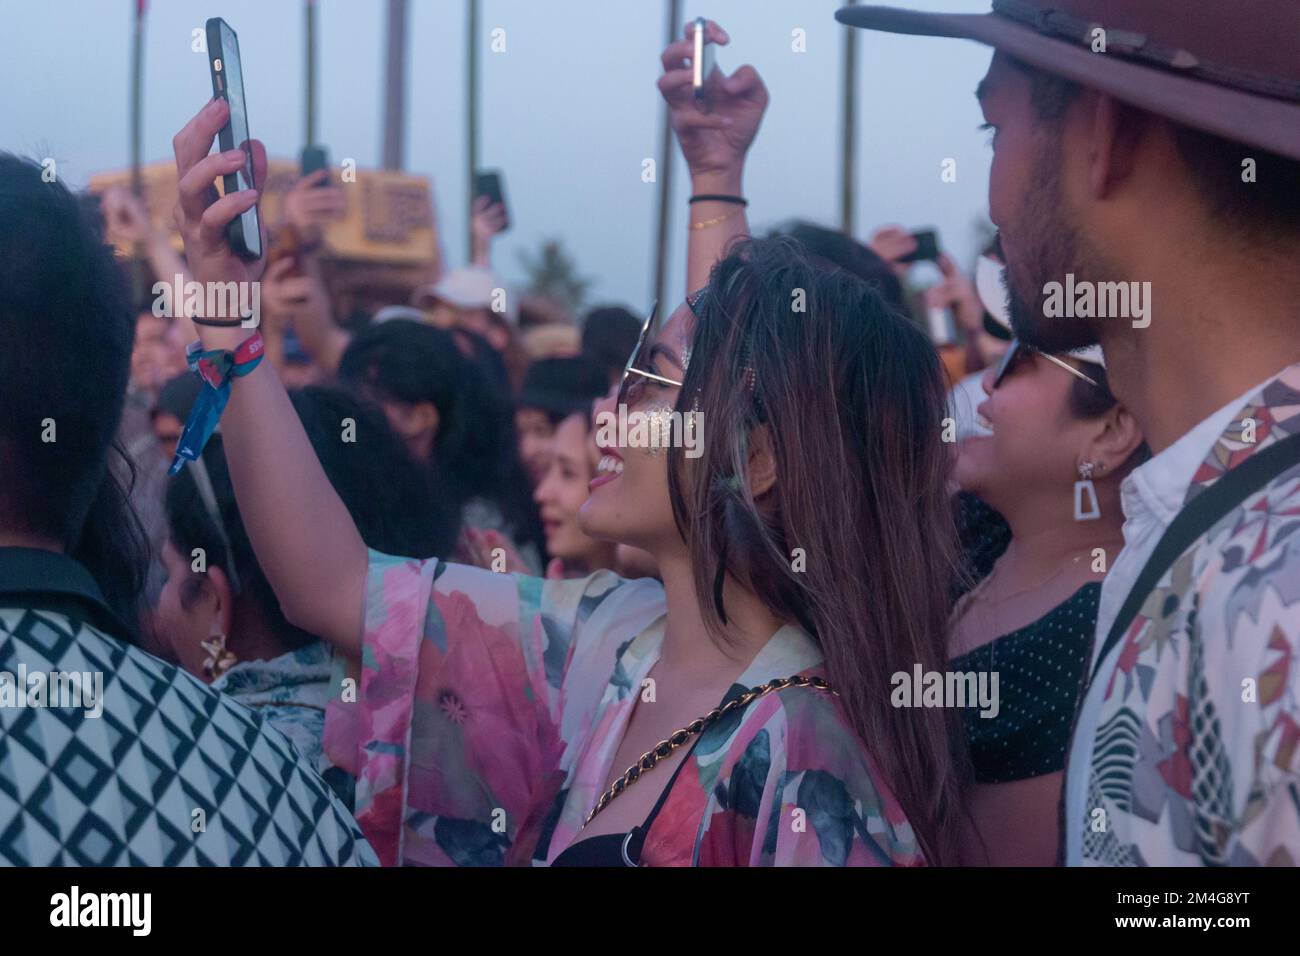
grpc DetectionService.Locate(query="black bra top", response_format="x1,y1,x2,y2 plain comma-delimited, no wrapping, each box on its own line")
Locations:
551,737,701,867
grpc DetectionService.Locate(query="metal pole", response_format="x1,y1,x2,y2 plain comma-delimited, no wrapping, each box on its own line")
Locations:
652,0,682,309
305,0,318,147
129,1,148,303
467,0,480,261
840,0,859,235
130,0,144,197
382,0,408,169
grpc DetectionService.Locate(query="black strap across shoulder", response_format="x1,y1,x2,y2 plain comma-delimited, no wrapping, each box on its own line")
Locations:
1090,430,1300,682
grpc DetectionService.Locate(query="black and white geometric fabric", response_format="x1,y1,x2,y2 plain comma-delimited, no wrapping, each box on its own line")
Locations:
0,606,377,866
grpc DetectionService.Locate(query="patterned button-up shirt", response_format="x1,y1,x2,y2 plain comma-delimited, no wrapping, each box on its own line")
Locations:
1067,363,1300,865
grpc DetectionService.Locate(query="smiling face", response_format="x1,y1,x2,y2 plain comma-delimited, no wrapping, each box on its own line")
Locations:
579,302,693,554
955,346,1099,513
979,53,1106,355
534,412,605,562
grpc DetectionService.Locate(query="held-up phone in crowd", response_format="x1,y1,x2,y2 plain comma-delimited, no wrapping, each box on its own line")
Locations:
898,228,940,264
693,17,721,106
300,145,330,186
474,170,511,232
205,17,261,260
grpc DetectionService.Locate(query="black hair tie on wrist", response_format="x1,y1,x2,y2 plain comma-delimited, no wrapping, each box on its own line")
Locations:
689,194,747,206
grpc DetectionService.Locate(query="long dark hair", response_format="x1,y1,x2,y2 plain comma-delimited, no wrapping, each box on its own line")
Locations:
0,154,148,640
164,387,456,655
338,320,543,556
667,236,966,864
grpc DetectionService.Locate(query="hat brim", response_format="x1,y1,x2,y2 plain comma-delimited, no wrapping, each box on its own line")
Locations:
836,6,1300,161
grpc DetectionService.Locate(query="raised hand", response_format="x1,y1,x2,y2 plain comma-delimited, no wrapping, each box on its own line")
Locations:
100,186,155,246
470,195,507,266
657,19,768,190
171,97,268,333
928,253,985,334
868,225,919,279
282,168,346,246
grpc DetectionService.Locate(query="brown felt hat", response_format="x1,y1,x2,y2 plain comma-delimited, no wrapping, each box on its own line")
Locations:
836,0,1300,160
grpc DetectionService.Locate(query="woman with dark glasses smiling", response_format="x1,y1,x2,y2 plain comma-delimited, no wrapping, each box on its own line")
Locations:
951,312,1146,865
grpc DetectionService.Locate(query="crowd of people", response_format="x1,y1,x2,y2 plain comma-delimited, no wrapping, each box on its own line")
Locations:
1,2,1298,868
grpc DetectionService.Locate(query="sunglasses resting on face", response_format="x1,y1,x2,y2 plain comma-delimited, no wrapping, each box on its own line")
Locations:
992,338,1100,389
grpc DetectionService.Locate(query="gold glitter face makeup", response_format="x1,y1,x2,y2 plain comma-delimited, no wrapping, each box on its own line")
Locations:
642,402,676,457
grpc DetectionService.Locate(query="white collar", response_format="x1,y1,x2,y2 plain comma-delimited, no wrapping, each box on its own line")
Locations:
1120,376,1273,528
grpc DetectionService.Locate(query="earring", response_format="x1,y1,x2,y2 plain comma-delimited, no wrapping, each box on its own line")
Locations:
1074,460,1101,521
200,629,237,680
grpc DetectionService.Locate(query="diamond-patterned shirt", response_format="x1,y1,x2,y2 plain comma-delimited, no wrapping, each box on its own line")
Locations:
0,550,377,866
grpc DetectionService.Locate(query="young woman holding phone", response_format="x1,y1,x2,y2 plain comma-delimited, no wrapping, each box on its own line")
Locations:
170,46,965,865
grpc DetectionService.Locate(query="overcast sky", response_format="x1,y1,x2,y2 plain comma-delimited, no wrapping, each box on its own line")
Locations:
2,0,997,308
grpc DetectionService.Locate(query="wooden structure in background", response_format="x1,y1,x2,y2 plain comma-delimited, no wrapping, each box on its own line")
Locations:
88,160,442,316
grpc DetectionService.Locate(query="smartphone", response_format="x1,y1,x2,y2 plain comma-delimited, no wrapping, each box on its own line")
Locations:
899,229,940,264
300,145,330,186
474,170,510,232
206,17,261,260
692,18,720,106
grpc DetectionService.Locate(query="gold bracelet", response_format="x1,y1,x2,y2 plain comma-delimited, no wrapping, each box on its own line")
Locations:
690,207,742,231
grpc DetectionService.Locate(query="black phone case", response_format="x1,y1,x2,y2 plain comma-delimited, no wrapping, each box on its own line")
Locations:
301,146,329,185
206,19,261,260
899,231,939,264
474,171,510,231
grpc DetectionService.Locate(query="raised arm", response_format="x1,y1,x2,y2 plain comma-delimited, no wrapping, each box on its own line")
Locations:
171,98,367,657
101,185,199,342
657,20,768,293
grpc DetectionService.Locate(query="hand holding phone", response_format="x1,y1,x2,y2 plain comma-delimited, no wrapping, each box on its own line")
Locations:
473,170,510,233
171,69,269,341
206,17,262,260
897,229,941,264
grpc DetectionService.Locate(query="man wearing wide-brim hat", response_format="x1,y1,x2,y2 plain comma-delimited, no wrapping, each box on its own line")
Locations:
837,1,1300,866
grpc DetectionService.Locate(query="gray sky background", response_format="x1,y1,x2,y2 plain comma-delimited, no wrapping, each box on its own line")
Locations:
3,0,997,308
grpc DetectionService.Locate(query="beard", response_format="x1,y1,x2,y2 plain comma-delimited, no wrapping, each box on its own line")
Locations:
1003,135,1106,354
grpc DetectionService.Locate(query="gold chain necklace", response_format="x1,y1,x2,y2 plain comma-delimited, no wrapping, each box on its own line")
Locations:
584,674,836,825
954,553,1084,625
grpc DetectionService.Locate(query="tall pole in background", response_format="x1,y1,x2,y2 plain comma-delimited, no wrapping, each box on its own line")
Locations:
652,0,681,312
128,0,148,304
467,0,480,261
130,0,146,197
382,0,408,169
839,0,859,235
305,0,318,148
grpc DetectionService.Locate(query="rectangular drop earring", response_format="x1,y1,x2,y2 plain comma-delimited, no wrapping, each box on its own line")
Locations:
1074,460,1101,521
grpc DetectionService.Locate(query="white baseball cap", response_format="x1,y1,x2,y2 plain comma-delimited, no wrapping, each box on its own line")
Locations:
413,266,518,326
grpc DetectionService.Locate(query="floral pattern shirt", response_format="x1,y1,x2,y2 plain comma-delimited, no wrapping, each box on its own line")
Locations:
1071,363,1300,865
212,642,332,771
322,552,921,866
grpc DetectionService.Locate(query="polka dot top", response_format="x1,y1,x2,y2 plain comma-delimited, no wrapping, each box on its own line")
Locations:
950,582,1100,784
951,491,1100,785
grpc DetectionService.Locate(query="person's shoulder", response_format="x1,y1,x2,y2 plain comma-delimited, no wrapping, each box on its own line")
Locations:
745,675,871,766
1197,470,1300,639
1,610,375,865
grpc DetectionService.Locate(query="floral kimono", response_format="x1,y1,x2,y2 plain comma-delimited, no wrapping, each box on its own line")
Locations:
1073,363,1300,865
323,551,922,866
